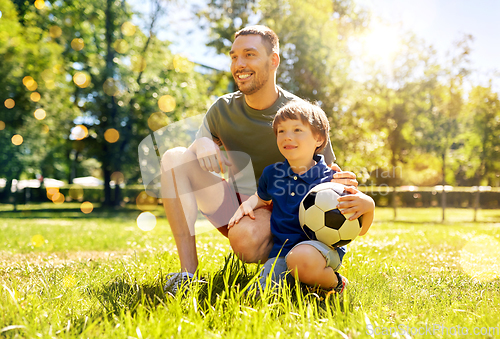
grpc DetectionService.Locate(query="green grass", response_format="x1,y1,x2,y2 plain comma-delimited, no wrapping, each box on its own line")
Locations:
1,204,499,338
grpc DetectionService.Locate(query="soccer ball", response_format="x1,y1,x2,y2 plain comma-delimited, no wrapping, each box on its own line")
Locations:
298,182,362,248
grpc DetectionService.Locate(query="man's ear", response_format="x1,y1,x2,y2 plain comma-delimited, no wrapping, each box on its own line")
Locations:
271,52,280,68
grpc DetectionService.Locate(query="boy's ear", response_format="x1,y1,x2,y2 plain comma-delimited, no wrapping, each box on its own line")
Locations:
316,136,325,147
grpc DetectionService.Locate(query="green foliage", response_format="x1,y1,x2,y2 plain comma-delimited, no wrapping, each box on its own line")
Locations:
0,0,78,192
461,85,500,185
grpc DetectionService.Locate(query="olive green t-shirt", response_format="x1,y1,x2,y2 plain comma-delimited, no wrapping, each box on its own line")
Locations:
197,86,336,194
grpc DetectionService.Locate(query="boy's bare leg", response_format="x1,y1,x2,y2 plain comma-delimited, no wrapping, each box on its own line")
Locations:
228,208,273,263
286,244,338,289
161,147,226,274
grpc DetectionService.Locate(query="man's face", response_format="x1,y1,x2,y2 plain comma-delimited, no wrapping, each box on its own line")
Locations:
230,35,273,95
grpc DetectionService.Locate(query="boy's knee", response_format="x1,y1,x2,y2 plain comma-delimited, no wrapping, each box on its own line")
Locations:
286,245,319,278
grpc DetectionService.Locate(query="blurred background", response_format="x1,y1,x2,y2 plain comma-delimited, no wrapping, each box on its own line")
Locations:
0,0,499,218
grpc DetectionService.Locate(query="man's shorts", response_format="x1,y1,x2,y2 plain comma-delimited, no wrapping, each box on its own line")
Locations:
201,179,272,237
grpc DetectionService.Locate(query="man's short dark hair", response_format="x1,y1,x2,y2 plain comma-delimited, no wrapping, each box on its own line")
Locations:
273,100,331,154
234,25,279,56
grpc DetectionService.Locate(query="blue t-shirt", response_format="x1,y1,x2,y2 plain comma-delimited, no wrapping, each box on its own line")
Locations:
257,154,347,258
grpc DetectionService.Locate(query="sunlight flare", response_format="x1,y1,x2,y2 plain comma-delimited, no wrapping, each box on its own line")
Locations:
459,234,500,282
137,212,156,231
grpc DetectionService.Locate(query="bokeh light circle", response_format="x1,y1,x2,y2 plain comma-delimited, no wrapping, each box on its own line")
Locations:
121,22,136,36
111,171,125,185
104,128,120,143
158,95,176,112
12,134,23,146
459,234,500,282
31,234,45,247
80,201,94,214
136,191,158,211
113,39,129,54
147,112,170,131
72,125,88,140
103,78,118,96
34,0,45,9
23,76,38,91
69,185,84,201
4,98,15,109
41,124,50,134
71,38,84,51
49,25,62,38
137,212,156,231
34,108,46,120
52,192,65,205
30,92,41,102
0,121,5,130
131,56,147,72
73,72,90,88
173,54,194,73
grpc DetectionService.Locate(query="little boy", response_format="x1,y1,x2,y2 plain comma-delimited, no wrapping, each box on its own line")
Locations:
228,100,375,296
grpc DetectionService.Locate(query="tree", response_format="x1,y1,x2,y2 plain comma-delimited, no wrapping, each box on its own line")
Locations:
0,0,78,206
412,36,472,221
40,0,218,206
357,32,437,218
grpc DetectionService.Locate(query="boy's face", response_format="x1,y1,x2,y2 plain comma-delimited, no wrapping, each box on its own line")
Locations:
276,118,323,164
230,34,275,95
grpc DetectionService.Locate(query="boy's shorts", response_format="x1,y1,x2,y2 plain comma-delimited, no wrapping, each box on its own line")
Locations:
201,179,272,237
289,240,345,272
259,240,346,290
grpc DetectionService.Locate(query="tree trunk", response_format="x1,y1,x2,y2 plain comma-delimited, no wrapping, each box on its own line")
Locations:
392,184,397,220
473,189,480,222
103,166,112,206
441,152,446,222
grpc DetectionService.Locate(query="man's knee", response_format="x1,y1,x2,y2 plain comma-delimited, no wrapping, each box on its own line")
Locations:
161,147,194,172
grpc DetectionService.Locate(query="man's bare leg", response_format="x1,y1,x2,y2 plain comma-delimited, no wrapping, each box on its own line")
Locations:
161,147,225,274
228,208,273,263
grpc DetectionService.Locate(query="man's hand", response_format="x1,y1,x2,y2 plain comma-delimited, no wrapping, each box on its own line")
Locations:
329,163,358,187
191,137,231,173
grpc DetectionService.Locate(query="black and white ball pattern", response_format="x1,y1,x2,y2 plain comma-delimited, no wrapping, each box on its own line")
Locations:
299,182,362,248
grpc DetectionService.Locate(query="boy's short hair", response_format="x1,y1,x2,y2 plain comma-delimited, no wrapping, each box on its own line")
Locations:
234,25,279,56
273,100,331,154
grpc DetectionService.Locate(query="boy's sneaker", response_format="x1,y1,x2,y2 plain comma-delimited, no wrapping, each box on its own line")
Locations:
304,273,348,303
164,272,194,296
329,272,348,302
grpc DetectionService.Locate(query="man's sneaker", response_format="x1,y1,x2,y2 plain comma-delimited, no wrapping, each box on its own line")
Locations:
164,272,194,296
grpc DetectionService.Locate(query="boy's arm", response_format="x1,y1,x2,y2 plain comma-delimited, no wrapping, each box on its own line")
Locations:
336,186,375,236
227,193,271,229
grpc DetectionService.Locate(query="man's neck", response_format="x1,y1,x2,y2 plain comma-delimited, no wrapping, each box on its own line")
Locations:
244,84,279,110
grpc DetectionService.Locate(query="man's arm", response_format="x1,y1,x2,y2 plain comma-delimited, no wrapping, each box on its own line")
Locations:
329,163,359,187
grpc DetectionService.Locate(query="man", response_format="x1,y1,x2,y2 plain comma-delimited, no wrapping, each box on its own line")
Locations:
160,25,357,291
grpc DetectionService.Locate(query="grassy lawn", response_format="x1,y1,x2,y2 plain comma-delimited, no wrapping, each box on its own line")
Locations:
1,204,499,338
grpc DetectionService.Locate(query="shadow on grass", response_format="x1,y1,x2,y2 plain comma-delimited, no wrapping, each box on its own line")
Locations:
77,253,345,330
0,205,146,219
